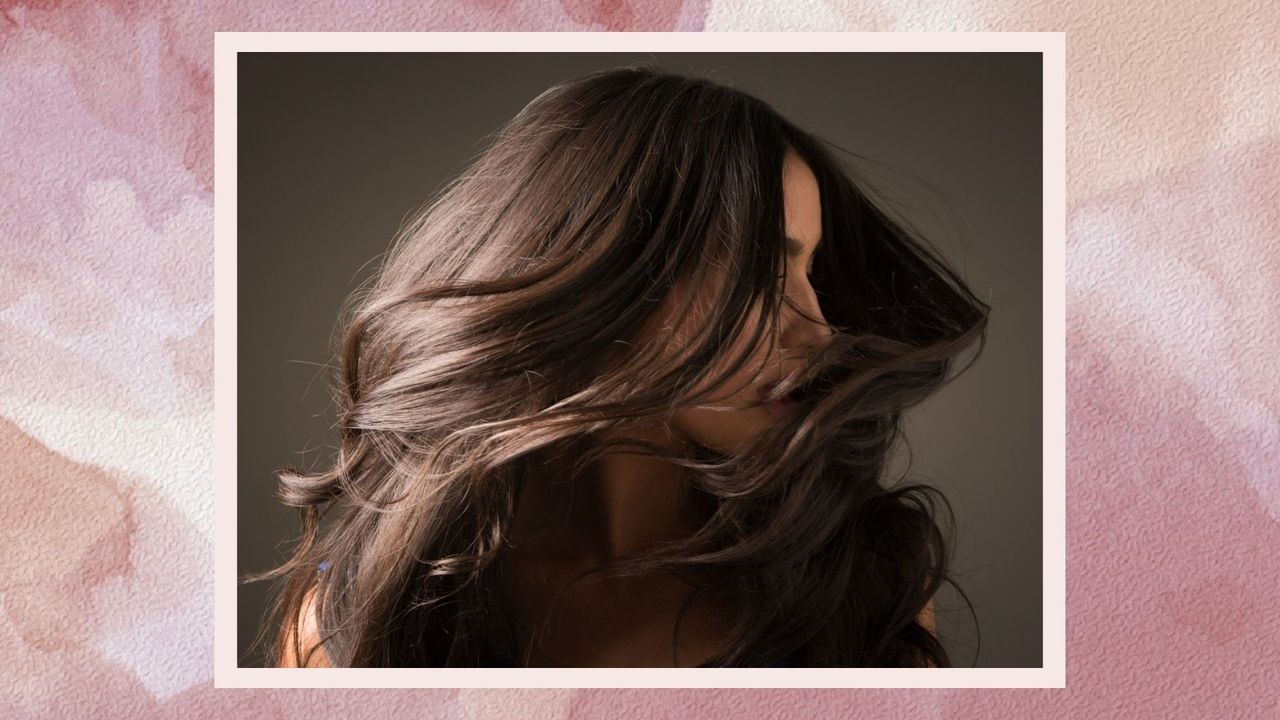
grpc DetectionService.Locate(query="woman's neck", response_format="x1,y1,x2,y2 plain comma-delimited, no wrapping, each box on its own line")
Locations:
509,423,712,565
498,424,736,668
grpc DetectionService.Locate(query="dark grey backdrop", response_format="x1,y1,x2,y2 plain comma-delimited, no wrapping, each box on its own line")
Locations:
238,52,1043,668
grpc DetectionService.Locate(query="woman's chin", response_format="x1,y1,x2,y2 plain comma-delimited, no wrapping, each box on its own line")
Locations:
672,404,792,457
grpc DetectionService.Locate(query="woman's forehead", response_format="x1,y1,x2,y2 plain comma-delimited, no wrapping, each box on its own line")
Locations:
782,151,822,253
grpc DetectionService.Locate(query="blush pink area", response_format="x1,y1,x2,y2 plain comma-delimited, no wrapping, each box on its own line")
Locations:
1065,136,1280,523
567,689,950,717
0,415,144,718
1054,315,1280,717
962,310,1280,718
153,688,474,720
0,0,1275,716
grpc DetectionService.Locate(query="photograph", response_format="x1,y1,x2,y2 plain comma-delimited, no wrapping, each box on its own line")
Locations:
231,46,1044,674
2,0,1266,709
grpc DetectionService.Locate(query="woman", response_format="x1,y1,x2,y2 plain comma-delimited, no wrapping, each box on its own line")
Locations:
244,64,989,668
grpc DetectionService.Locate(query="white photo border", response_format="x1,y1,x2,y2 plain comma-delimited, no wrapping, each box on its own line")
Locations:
214,31,1066,689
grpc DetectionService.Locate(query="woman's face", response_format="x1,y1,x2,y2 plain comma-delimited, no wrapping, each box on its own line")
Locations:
663,150,834,456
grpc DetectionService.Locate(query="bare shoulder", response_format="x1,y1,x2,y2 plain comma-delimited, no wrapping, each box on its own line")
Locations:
918,597,937,636
917,597,939,667
280,584,332,668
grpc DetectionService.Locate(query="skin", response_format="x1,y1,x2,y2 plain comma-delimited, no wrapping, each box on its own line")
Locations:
497,150,838,667
665,147,834,456
283,150,936,668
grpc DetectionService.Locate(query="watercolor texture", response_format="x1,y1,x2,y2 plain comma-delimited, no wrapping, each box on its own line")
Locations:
0,1,1276,718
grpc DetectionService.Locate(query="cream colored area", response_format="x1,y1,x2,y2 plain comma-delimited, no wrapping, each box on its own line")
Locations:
1218,25,1280,149
707,0,982,32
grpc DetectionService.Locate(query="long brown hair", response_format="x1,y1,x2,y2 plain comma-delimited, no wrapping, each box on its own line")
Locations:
242,63,989,668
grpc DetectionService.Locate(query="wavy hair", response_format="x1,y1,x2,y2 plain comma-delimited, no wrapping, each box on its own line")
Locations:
242,64,989,668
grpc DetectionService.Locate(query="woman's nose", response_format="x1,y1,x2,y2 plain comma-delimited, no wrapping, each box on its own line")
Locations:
780,289,834,353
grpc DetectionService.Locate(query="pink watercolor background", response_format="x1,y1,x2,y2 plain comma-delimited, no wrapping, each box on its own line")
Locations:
1,1,1277,718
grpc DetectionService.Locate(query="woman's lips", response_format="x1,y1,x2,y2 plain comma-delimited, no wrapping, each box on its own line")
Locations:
758,379,798,418
752,379,793,417
764,394,796,418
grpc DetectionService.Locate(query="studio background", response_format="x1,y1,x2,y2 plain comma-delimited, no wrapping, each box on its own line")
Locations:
236,51,1043,668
